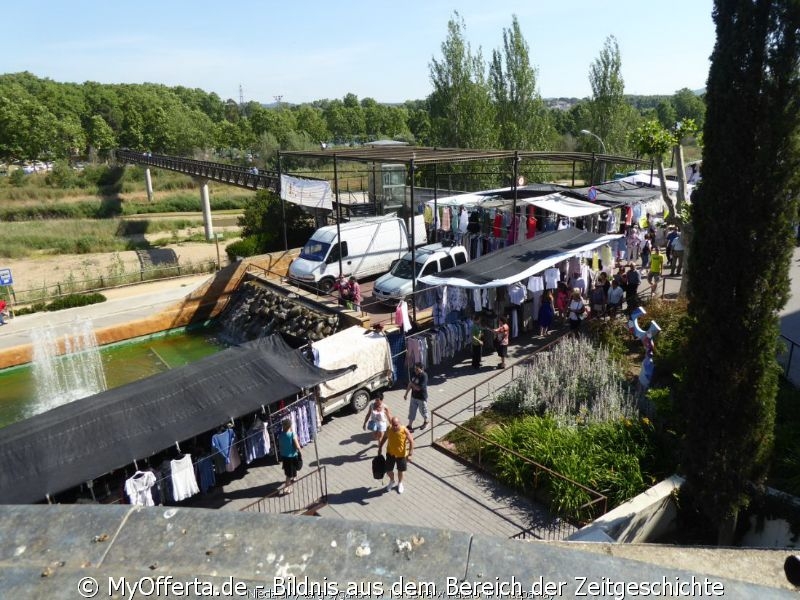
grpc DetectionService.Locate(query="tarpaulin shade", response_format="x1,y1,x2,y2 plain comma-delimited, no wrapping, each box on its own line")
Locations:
522,194,608,218
418,229,622,289
0,335,352,504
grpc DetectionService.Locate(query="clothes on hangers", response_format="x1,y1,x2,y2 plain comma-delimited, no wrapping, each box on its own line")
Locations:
125,470,157,506
211,428,242,473
170,454,200,502
507,282,527,305
395,301,412,332
196,455,216,494
244,417,271,464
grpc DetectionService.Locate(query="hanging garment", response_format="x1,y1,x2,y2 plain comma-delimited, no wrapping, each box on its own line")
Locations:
196,455,216,494
527,276,544,294
527,216,537,239
543,268,560,290
125,471,157,506
170,454,200,502
493,213,503,238
423,205,433,225
507,282,527,305
600,244,614,270
395,301,412,332
211,428,241,472
245,418,270,463
441,206,451,231
458,209,469,233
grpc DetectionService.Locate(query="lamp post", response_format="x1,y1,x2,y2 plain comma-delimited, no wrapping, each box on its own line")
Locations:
580,129,607,184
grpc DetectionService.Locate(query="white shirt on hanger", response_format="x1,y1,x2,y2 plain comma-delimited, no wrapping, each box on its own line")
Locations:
170,454,200,502
125,471,157,506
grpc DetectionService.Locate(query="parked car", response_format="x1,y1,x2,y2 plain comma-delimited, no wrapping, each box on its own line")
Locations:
372,243,469,304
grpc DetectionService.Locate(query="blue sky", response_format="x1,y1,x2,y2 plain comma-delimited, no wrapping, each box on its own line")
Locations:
4,1,715,104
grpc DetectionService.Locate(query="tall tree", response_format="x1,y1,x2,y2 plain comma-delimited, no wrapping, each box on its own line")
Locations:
428,12,495,149
588,35,627,153
488,15,552,151
682,0,800,544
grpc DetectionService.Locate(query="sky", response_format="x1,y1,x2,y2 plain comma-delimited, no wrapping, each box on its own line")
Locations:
3,1,716,104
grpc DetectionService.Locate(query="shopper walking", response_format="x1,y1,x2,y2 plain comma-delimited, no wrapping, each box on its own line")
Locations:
277,418,302,495
404,362,429,431
363,392,391,444
493,316,510,369
378,417,414,494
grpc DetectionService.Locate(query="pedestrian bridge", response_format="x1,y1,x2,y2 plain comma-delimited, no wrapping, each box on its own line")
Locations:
115,149,280,193
115,149,282,241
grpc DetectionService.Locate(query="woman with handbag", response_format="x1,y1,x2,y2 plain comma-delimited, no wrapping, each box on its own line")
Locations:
363,393,392,444
568,289,587,337
278,418,302,494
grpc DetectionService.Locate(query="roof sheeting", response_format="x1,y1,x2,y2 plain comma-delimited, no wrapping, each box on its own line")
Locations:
418,229,622,289
522,194,609,218
0,335,351,505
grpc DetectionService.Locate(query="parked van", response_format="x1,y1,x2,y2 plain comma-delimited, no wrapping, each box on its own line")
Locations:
372,243,469,304
289,215,426,293
311,326,393,415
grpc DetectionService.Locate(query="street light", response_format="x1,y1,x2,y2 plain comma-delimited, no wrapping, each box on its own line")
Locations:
580,129,607,183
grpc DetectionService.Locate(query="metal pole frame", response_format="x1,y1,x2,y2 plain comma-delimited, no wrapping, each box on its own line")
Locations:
512,152,520,244
432,163,438,244
277,152,288,251
333,156,344,280
410,158,417,324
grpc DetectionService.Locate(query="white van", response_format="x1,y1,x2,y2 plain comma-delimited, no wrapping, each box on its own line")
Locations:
289,215,426,293
372,243,469,304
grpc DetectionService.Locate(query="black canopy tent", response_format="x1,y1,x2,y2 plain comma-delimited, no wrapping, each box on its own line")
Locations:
0,335,352,504
418,229,623,289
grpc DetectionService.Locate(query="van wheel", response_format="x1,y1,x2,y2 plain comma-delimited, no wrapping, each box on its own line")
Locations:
317,277,335,294
350,389,370,412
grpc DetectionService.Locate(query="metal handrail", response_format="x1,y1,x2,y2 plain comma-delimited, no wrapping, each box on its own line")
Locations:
116,150,280,193
239,466,327,515
430,332,608,525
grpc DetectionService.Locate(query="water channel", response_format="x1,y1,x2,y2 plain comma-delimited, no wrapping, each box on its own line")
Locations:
0,326,225,429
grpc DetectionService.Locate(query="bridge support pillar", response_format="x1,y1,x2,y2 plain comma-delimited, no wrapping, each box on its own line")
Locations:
144,168,154,202
198,179,213,241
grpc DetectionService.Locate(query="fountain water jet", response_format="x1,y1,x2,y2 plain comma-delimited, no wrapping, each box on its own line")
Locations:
30,319,107,416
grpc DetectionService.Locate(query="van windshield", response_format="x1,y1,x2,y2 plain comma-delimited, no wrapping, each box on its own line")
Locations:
299,240,330,262
390,257,425,280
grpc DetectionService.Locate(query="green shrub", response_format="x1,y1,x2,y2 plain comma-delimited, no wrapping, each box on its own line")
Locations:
225,237,259,261
481,414,658,522
45,293,106,311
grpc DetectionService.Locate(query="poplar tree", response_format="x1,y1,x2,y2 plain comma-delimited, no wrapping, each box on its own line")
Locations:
488,15,552,151
682,0,800,544
428,12,496,149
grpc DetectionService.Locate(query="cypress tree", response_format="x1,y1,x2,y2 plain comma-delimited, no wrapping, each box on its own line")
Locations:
682,0,800,543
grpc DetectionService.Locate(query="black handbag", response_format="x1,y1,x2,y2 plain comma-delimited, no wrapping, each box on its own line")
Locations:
295,452,303,471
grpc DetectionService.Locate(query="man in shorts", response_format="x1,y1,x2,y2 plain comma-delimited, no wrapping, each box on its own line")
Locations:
378,417,414,494
648,246,664,296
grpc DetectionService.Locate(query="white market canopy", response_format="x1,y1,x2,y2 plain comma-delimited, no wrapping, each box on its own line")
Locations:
521,193,609,218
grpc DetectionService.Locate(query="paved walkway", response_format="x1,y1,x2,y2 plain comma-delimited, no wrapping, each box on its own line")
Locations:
0,267,685,539
190,271,685,539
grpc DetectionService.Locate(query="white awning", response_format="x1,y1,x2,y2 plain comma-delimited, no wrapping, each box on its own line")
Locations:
522,193,608,218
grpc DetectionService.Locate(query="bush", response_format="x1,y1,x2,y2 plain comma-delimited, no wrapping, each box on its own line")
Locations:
45,293,107,311
225,237,259,261
478,414,659,522
491,336,636,424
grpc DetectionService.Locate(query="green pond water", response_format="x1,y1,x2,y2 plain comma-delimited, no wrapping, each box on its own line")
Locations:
0,327,226,429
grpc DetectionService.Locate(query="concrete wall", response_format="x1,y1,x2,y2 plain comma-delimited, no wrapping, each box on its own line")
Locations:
568,475,684,543
0,249,302,370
